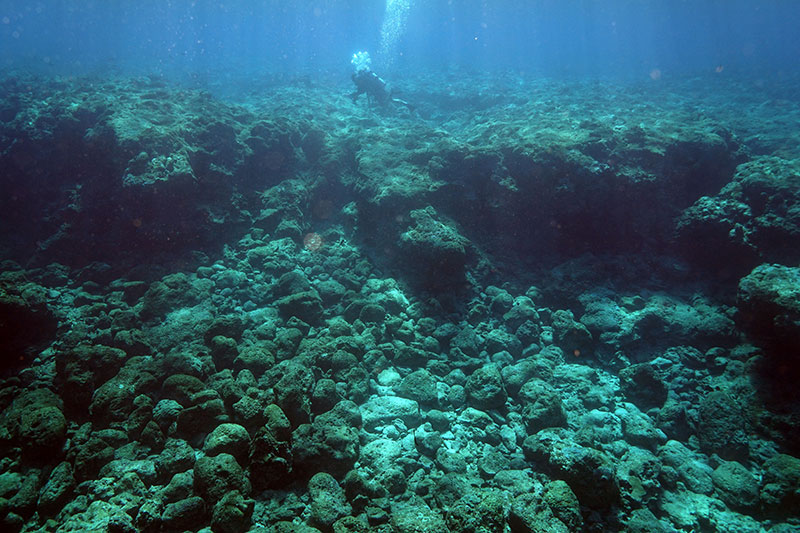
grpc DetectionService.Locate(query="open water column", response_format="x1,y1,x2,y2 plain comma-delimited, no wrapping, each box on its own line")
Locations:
377,0,412,67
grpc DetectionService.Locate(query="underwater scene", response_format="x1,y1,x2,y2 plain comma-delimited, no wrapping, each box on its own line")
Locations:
2,1,800,532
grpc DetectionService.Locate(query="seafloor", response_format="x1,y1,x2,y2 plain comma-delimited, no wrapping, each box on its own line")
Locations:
1,70,799,533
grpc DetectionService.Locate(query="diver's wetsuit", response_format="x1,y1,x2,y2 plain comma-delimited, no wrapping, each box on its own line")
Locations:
351,70,413,111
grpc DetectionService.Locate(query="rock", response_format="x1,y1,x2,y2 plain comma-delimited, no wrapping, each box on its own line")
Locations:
19,405,67,461
152,398,183,430
343,471,386,513
396,369,438,405
161,374,206,407
626,508,672,533
162,471,194,504
140,419,165,451
264,403,293,442
711,460,759,511
360,396,421,430
211,490,253,533
56,344,127,414
359,303,386,324
760,453,800,518
450,326,482,358
273,361,315,427
292,401,361,478
551,309,593,356
249,426,293,491
477,449,511,479
466,363,507,410
485,329,522,358
737,263,800,358
0,284,58,373
5,389,66,462
398,206,471,291
617,403,668,451
275,271,313,296
59,500,137,533
276,290,324,325
518,379,566,433
233,345,274,375
445,489,506,533
312,378,340,415
37,461,75,516
193,453,249,502
522,431,619,509
161,496,207,531
176,397,227,439
209,335,239,369
414,423,443,458
619,363,668,410
137,273,204,321
72,436,114,481
390,496,448,533
543,480,582,531
203,314,246,343
8,472,39,518
501,359,543,396
657,440,714,495
153,438,196,483
203,423,251,464
309,472,351,529
677,156,800,273
89,366,158,424
697,390,750,461
509,492,570,533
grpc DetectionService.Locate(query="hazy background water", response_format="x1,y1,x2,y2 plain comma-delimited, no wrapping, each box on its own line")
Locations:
1,0,799,84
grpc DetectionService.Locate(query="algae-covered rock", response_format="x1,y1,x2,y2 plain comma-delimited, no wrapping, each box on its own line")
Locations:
194,453,249,502
445,489,507,533
72,436,114,481
249,426,293,491
161,496,207,531
57,344,128,415
760,453,800,518
677,156,800,273
211,490,253,533
544,480,583,531
619,363,668,410
203,423,250,464
154,438,196,483
398,206,471,290
309,472,351,529
518,379,566,433
6,389,66,461
89,365,158,424
390,497,448,533
276,289,324,325
396,369,438,405
360,396,421,430
737,263,800,357
292,401,361,478
137,272,208,321
0,279,58,373
273,360,315,427
551,309,593,356
711,460,759,511
466,363,507,411
697,389,750,461
37,461,75,516
522,430,620,509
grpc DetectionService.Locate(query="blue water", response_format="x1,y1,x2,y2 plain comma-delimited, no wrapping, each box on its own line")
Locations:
2,1,799,82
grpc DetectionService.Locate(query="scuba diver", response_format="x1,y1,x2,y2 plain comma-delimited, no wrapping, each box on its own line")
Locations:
349,51,414,112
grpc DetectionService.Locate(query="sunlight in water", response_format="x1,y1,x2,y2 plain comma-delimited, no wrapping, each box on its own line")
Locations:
378,0,411,67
